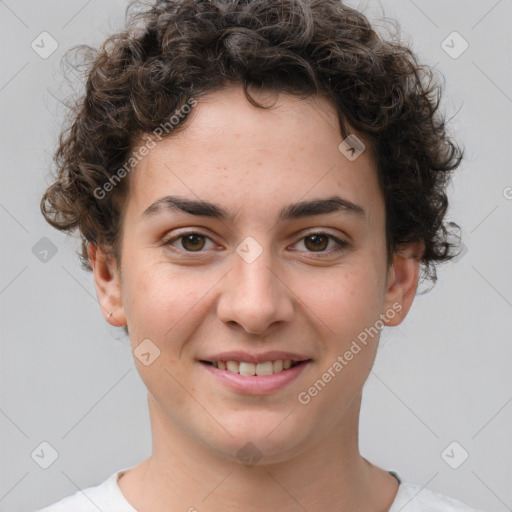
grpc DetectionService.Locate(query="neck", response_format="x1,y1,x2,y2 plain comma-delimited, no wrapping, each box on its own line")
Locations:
118,392,399,512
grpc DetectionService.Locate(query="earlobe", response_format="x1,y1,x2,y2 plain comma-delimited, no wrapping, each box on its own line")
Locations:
87,243,127,327
382,241,424,327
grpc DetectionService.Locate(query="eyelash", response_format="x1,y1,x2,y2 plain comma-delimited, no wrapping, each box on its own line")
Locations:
162,231,349,258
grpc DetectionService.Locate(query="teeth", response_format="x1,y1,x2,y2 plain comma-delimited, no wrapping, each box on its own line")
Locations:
272,360,283,373
256,361,273,376
239,362,256,376
212,359,303,375
226,361,239,373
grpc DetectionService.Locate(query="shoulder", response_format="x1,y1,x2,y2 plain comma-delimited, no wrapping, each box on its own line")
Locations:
390,482,484,512
35,469,136,512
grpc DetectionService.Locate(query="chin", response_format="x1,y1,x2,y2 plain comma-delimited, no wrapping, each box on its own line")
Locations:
201,415,314,466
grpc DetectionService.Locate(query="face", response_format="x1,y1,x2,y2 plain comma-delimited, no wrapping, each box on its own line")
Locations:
91,85,420,464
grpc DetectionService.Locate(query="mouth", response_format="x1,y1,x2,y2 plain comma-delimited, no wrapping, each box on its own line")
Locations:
198,351,312,394
200,359,309,376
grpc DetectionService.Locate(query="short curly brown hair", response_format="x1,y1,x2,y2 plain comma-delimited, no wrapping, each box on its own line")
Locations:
41,0,463,293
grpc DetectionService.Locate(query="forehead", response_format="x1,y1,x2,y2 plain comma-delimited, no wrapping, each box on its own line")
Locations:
125,85,382,228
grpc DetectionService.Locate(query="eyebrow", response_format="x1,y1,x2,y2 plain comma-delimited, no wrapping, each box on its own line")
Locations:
141,195,366,222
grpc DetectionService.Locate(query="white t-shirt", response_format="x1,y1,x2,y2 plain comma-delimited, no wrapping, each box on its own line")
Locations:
35,466,482,512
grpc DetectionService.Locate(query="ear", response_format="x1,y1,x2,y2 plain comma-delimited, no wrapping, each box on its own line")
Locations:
87,243,126,327
381,241,424,327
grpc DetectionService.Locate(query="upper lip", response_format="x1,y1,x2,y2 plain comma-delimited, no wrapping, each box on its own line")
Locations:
199,351,312,364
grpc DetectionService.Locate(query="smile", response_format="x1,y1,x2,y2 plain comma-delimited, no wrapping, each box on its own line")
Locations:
202,359,304,375
199,356,311,394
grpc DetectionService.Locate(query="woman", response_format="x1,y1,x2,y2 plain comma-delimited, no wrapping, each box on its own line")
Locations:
36,0,481,510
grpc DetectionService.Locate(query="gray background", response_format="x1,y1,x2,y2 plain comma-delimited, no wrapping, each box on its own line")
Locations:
1,0,511,510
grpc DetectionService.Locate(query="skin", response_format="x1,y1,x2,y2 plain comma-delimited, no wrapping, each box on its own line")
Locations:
88,84,423,512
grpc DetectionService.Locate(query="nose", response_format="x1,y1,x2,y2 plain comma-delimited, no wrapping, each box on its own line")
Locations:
216,245,294,336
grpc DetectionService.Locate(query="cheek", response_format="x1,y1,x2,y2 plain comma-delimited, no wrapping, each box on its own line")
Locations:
300,271,382,406
122,260,217,347
295,264,384,338
120,256,175,342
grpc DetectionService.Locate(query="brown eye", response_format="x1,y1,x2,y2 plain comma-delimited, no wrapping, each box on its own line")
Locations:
164,232,215,252
180,234,206,251
303,234,329,252
292,232,349,257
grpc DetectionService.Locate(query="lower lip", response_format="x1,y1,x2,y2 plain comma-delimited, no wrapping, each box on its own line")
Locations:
200,361,310,394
